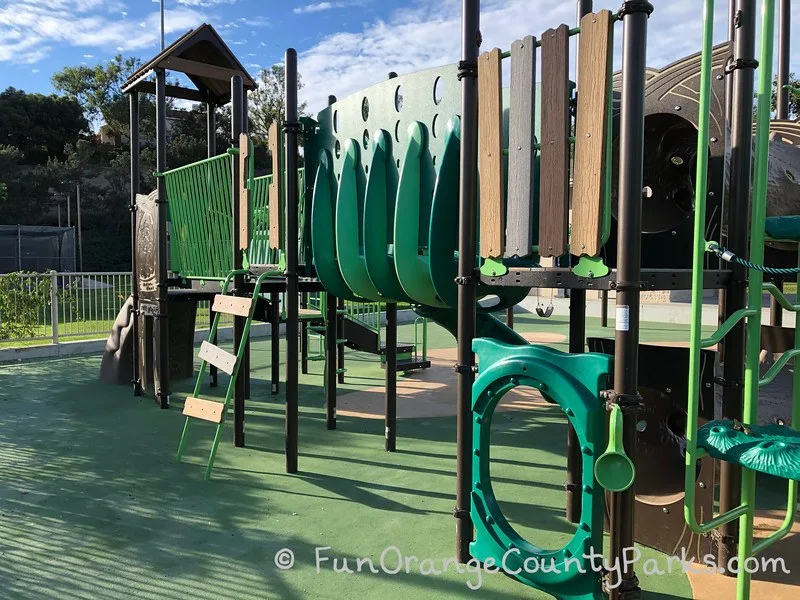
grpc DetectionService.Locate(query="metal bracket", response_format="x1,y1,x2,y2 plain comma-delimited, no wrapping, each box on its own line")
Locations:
457,60,478,80
282,121,302,134
601,390,645,413
564,482,581,493
452,507,470,520
617,0,654,17
454,363,478,375
725,58,759,74
609,280,642,291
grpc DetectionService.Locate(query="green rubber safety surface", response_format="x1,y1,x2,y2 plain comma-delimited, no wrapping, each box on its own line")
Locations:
698,419,800,480
0,316,709,600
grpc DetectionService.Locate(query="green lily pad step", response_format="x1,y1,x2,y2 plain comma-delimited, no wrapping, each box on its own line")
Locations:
765,215,800,242
698,419,800,480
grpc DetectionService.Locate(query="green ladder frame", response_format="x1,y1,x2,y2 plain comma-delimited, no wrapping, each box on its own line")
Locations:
684,2,798,600
175,268,273,480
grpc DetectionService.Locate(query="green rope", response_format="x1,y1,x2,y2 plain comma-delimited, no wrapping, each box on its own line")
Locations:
708,242,800,275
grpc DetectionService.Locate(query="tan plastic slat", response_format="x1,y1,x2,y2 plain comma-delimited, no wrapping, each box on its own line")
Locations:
571,10,613,258
239,133,251,250
505,35,537,259
478,47,505,259
538,24,570,258
268,122,282,250
183,396,225,423
211,294,252,318
198,340,237,375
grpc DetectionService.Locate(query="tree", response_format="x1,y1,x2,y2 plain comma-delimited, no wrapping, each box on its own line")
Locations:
51,55,158,136
0,87,88,164
771,72,800,119
249,64,308,144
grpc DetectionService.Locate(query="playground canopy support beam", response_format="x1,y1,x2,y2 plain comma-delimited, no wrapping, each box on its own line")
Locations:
154,68,170,409
207,98,219,388
231,74,246,448
455,0,480,564
385,303,398,452
284,48,300,474
717,0,757,571
608,1,652,598
129,91,142,397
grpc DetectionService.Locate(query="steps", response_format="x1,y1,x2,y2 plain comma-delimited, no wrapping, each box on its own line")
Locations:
175,270,268,480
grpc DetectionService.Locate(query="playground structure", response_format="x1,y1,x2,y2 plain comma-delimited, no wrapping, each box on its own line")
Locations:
101,0,800,599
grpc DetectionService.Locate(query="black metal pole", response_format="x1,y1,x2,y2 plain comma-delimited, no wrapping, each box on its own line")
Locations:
154,68,170,409
505,306,514,328
455,0,480,564
385,303,398,451
718,0,757,571
324,94,338,430
231,75,246,447
206,98,219,388
326,292,337,429
565,0,592,527
271,291,280,394
601,290,609,327
129,91,142,397
301,293,309,374
608,2,651,598
242,89,252,401
284,48,300,474
337,296,345,383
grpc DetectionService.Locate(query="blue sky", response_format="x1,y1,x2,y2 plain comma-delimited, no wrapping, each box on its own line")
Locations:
1,0,798,117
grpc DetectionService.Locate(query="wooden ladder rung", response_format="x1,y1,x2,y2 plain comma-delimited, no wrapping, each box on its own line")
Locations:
183,396,225,423
198,340,237,375
212,294,253,317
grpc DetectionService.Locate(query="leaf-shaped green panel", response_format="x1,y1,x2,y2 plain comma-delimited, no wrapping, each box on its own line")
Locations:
428,116,461,308
310,149,362,301
394,122,447,308
363,129,411,302
335,139,382,301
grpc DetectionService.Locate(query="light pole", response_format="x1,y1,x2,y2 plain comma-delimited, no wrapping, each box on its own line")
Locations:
160,0,165,51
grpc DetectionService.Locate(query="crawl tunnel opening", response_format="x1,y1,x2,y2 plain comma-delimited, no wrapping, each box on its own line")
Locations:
612,113,708,234
489,384,577,553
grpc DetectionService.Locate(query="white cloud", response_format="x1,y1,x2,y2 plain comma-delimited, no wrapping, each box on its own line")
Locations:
83,53,93,58
294,2,343,14
0,3,205,63
31,68,39,73
298,0,800,115
176,0,235,6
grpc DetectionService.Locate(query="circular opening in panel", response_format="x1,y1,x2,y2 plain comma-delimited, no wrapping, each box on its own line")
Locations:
431,114,439,138
394,121,401,143
394,85,404,112
334,140,341,159
433,76,444,105
361,97,369,122
333,110,339,133
363,129,370,150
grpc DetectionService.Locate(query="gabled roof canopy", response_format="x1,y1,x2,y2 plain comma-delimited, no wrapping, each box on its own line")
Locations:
122,23,257,105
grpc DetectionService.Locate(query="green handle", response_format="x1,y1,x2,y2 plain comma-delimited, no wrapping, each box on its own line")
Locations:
594,404,636,492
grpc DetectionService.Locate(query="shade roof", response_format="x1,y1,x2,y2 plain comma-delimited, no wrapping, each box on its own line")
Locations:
122,23,257,104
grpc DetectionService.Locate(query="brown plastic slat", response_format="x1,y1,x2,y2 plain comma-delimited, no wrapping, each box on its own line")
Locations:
478,47,505,259
183,396,225,423
538,24,570,258
198,340,237,375
505,35,537,259
572,10,613,258
239,133,250,250
268,121,282,250
211,294,252,317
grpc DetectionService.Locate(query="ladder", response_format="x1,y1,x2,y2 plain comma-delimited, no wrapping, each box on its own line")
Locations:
176,268,271,479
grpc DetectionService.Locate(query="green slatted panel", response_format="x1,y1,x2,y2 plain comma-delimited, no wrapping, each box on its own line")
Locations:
250,173,274,264
162,153,234,280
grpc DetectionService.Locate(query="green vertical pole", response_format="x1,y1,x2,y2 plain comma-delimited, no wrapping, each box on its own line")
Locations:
684,0,715,531
737,1,775,598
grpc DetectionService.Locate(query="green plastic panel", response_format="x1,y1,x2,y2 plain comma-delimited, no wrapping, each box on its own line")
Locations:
698,420,800,480
310,149,363,301
163,152,234,280
471,338,611,600
394,122,447,307
363,129,411,302
335,139,383,300
765,215,800,242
